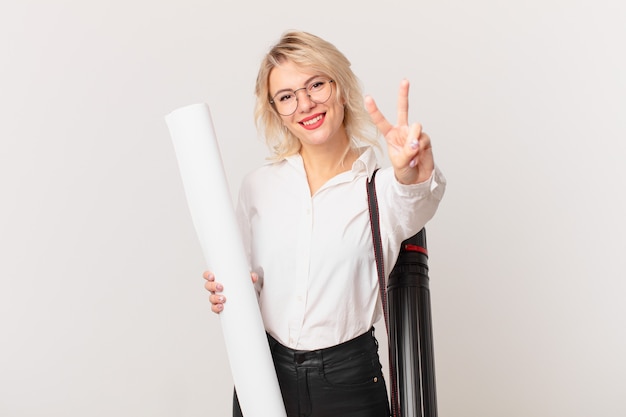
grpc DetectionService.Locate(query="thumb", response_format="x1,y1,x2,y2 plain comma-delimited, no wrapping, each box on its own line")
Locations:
404,123,422,167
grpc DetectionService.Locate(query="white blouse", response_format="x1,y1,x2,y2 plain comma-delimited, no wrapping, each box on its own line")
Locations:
236,147,446,350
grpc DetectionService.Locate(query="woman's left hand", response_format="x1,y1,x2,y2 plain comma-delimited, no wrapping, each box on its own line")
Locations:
365,79,434,185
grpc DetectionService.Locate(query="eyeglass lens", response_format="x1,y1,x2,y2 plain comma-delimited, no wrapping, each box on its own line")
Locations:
272,78,333,116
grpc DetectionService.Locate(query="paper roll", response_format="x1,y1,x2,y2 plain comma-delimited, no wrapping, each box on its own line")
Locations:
165,103,286,417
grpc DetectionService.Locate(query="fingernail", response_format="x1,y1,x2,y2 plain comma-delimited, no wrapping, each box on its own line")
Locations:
218,296,224,302
410,139,419,149
216,284,223,291
409,159,417,168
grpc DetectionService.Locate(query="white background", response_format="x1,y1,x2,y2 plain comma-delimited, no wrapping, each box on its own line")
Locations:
1,1,625,416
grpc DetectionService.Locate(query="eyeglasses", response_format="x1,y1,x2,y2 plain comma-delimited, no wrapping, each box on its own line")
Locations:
269,77,334,116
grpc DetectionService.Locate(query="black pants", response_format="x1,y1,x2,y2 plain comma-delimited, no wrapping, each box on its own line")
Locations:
233,328,390,417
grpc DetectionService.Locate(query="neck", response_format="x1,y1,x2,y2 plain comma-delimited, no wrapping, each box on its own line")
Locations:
300,140,359,195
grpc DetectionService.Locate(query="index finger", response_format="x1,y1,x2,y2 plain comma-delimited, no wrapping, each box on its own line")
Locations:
365,95,392,135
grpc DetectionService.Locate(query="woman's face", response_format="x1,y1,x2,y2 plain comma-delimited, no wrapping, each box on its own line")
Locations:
268,60,348,150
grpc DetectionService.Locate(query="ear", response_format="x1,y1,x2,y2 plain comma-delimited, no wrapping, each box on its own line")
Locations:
340,89,348,106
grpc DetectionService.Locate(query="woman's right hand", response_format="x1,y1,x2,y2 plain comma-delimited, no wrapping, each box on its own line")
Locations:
202,271,259,314
203,271,225,313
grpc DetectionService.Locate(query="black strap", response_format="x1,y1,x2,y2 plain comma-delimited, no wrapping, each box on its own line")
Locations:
366,169,387,326
366,169,399,417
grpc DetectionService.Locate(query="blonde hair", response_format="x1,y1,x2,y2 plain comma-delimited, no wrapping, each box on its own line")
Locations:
254,30,380,159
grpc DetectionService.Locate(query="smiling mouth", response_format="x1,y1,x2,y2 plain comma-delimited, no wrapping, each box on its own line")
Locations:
300,113,325,126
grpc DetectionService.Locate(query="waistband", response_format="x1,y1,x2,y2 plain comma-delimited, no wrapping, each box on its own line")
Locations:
267,328,377,365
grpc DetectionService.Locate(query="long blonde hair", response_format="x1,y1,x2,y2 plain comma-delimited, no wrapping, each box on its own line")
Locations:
254,31,380,159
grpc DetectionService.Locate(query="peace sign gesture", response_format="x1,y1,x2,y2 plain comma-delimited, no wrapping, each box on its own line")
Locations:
365,79,435,185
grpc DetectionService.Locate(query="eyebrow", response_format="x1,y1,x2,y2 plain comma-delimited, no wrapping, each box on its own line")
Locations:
271,75,324,97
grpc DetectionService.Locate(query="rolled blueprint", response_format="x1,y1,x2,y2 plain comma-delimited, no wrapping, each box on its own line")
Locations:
165,103,286,417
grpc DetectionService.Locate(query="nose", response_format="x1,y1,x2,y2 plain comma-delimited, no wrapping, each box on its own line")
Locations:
294,88,315,112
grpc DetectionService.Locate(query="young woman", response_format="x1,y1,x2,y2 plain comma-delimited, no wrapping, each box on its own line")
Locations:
203,30,446,417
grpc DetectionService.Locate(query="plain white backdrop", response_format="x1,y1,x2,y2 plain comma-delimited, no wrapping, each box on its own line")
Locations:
1,1,625,416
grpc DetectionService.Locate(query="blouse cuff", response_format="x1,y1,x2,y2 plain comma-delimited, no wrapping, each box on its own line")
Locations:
392,165,447,201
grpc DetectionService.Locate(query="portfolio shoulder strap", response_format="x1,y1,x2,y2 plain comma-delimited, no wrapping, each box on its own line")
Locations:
366,169,388,328
366,169,399,417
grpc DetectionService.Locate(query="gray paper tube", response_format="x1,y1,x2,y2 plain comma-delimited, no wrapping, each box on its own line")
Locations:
165,103,286,417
